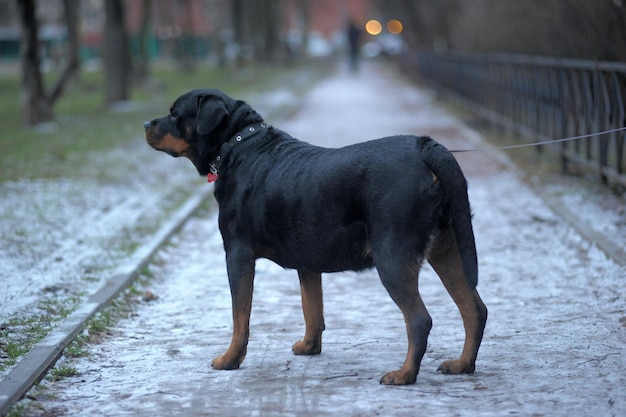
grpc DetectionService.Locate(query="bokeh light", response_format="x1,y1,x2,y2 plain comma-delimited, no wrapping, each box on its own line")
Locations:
365,19,383,36
387,19,403,35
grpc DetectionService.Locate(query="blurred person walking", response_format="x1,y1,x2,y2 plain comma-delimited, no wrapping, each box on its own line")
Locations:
346,20,361,73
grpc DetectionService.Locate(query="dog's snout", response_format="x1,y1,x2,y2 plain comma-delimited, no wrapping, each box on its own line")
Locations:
143,121,151,131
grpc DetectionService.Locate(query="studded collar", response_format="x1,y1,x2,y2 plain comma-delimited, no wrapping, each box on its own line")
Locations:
207,122,269,182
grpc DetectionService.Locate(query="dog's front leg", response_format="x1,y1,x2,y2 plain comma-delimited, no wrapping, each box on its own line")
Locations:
212,249,255,370
292,270,325,355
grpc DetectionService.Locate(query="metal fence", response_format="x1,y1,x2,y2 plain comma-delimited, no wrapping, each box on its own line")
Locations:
408,53,626,189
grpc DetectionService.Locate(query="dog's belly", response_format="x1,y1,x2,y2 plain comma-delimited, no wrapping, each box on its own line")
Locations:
258,221,375,273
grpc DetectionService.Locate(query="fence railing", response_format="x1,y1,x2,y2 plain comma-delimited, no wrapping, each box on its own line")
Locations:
407,53,626,189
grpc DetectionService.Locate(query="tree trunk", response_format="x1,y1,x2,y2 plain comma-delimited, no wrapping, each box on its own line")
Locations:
299,0,309,60
177,0,196,72
17,0,50,125
17,0,80,126
104,0,130,104
48,0,80,105
135,0,151,79
262,0,281,62
232,0,245,66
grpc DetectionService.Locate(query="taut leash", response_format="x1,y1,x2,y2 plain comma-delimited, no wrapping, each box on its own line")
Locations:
449,126,626,153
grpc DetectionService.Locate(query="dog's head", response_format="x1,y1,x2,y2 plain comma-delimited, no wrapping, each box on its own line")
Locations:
144,88,263,176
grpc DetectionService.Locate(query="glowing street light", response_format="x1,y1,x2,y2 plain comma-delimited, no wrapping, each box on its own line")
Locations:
365,19,383,36
387,19,403,35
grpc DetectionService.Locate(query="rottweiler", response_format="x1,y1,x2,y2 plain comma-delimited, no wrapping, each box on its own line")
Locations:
144,88,487,385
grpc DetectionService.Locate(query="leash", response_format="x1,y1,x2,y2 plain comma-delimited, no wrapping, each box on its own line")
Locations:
449,126,626,153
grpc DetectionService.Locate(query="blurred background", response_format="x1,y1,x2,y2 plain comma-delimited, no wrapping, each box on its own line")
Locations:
2,0,625,125
2,0,624,189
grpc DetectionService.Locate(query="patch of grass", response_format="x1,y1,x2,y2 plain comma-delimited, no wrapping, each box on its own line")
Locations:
2,281,151,416
82,284,144,339
4,340,29,361
47,365,79,382
4,404,27,417
38,297,77,319
86,310,112,337
127,284,144,296
0,296,82,372
64,335,88,358
138,267,154,279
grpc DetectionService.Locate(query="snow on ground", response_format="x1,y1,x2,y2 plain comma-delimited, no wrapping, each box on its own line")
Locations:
0,140,200,322
8,63,626,416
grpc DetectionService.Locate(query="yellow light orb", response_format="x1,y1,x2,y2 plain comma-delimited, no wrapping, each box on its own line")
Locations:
365,20,383,36
387,19,403,35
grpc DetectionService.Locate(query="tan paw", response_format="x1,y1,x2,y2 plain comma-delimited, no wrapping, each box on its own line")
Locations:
292,339,321,355
379,369,417,385
211,354,241,370
438,358,475,374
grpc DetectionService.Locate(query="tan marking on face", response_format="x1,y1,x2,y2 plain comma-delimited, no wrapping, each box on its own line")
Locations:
149,133,190,156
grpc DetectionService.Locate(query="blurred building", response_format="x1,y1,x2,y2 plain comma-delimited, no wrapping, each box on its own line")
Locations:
0,0,371,64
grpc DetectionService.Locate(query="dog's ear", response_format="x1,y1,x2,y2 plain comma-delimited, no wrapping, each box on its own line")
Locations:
196,94,229,135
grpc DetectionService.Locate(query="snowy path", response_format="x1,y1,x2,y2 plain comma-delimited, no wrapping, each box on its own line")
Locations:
18,63,625,416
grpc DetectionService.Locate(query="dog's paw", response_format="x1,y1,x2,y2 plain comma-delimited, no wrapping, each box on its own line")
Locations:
379,369,417,385
437,359,475,374
211,355,241,370
292,340,322,355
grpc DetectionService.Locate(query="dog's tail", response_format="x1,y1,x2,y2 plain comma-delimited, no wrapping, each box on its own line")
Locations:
419,136,478,289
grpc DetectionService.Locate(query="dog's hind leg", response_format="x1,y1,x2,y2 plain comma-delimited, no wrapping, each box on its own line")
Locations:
427,227,487,374
376,258,432,385
292,270,325,355
212,248,255,370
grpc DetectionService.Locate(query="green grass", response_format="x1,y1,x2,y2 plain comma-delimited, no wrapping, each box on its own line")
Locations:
64,335,88,358
47,364,80,382
4,340,29,360
0,297,82,372
0,61,333,182
86,310,113,337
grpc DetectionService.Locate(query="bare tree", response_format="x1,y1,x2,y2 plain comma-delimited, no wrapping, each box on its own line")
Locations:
134,0,152,78
555,0,626,62
231,0,286,65
16,0,80,126
297,0,309,59
177,0,196,71
254,0,282,62
18,0,48,125
231,0,245,65
103,0,130,104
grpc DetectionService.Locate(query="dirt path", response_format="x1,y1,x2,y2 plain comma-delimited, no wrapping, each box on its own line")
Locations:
17,63,625,417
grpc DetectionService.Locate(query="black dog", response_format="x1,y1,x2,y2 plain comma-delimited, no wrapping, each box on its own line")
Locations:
144,89,487,385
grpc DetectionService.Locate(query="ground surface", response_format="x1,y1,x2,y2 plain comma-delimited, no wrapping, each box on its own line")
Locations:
9,62,626,416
